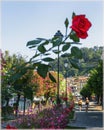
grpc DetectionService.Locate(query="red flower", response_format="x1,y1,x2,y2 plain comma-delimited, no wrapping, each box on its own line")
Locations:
63,97,68,101
6,124,17,129
70,15,92,39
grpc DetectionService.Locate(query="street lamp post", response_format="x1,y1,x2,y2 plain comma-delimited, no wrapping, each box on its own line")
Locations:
64,63,68,105
54,30,63,104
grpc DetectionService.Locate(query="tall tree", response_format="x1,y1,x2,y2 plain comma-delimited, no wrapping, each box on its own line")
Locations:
83,60,103,104
1,51,36,116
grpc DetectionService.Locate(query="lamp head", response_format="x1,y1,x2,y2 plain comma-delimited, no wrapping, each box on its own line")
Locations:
64,63,68,68
54,30,63,38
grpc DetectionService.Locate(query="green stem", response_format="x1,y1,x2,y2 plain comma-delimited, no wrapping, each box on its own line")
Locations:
63,31,72,43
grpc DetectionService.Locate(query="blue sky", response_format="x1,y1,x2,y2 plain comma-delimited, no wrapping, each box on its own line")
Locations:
1,0,103,60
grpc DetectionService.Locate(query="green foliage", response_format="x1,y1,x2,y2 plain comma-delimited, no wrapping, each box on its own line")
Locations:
69,59,80,69
37,64,49,78
26,39,42,47
80,60,103,102
62,42,71,52
80,85,92,98
61,53,71,58
38,44,47,53
2,106,14,116
60,78,66,93
69,31,80,42
53,49,61,54
1,51,37,117
42,57,54,62
52,37,63,47
68,110,75,120
81,47,103,63
49,46,103,77
87,60,103,96
49,72,56,83
71,46,82,59
1,51,27,106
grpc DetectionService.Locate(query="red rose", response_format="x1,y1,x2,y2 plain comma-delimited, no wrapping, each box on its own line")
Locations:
6,124,17,129
70,15,92,39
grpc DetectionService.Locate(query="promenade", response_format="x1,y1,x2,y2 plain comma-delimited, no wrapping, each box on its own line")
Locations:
68,101,104,130
1,101,104,129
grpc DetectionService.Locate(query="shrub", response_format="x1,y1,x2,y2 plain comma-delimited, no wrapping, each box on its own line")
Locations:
1,106,14,116
14,102,74,129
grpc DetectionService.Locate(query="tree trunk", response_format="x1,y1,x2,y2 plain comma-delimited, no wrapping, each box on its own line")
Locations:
100,94,103,105
6,98,9,107
15,94,20,117
96,95,99,104
23,96,26,115
98,96,101,105
5,98,9,115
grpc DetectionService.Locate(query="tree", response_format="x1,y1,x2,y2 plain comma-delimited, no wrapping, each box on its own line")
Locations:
83,60,103,104
49,46,103,77
32,71,57,99
80,85,92,99
1,51,36,116
1,51,19,108
9,62,35,116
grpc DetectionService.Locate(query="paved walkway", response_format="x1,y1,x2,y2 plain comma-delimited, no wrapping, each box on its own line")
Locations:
68,101,104,130
1,101,104,129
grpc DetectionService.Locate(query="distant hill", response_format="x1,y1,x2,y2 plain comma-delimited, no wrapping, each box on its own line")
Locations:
49,46,103,77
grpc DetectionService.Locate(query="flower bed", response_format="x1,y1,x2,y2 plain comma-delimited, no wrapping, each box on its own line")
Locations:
9,101,74,129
